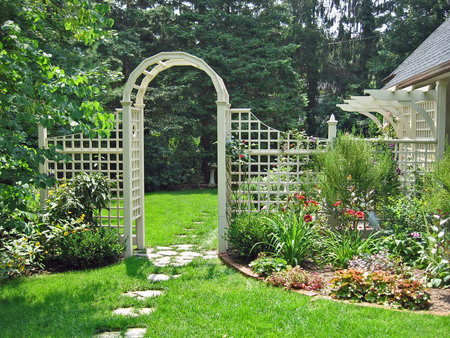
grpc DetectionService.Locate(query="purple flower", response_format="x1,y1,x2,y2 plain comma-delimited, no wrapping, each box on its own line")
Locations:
411,232,420,238
390,143,395,148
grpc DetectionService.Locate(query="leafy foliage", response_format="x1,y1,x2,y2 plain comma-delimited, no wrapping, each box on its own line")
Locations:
224,212,272,263
265,266,325,291
46,172,113,225
318,134,396,213
262,193,320,266
331,268,431,310
320,229,376,269
423,146,450,214
249,255,289,277
44,225,124,271
0,0,119,224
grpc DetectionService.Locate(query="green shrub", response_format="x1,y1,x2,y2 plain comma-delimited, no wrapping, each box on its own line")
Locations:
381,195,431,232
224,212,272,263
318,134,395,212
249,255,288,277
262,192,320,266
265,266,325,291
320,229,376,269
0,224,45,278
45,225,124,270
46,172,112,225
416,213,450,288
331,268,431,310
376,229,425,265
423,146,450,214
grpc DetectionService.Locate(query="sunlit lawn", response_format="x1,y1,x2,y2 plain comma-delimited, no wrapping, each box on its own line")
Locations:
0,189,448,337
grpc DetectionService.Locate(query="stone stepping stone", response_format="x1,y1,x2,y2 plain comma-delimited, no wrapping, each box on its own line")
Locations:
183,228,195,231
124,328,148,338
194,221,204,224
172,244,195,251
112,307,155,317
95,332,121,338
157,250,178,256
96,328,148,338
179,251,203,257
146,253,162,259
156,246,172,250
124,290,164,300
176,235,188,238
147,274,170,282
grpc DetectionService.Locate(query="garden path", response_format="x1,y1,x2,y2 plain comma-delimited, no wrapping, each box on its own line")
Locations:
96,245,218,337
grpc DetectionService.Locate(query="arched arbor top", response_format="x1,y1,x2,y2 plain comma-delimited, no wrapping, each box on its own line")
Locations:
122,52,230,105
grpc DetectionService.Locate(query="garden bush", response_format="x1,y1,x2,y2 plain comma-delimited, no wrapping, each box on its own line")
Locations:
331,268,431,310
262,192,320,266
249,255,288,277
0,224,45,278
317,134,395,214
224,212,272,263
42,172,124,271
320,229,377,269
423,146,450,214
265,266,325,291
44,224,125,270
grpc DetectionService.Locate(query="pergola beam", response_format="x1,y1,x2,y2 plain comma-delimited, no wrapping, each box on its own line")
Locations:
364,89,436,102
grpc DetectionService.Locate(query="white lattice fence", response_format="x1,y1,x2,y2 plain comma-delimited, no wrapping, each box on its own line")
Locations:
44,109,126,230
381,139,437,194
228,109,328,213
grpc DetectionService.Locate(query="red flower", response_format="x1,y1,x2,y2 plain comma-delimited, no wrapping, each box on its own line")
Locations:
356,211,365,219
240,154,244,158
333,201,342,207
304,214,313,222
308,199,319,206
346,209,355,215
297,195,306,200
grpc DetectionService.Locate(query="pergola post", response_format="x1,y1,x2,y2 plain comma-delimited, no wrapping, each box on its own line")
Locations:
436,80,448,159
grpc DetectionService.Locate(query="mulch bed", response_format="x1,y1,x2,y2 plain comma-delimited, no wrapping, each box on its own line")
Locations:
219,253,450,316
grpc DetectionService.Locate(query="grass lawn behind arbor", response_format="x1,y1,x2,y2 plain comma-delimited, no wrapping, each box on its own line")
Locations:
0,189,448,337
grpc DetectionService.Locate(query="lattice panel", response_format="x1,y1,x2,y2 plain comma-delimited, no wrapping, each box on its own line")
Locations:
229,109,327,213
400,102,436,139
130,107,143,221
46,110,124,229
390,140,437,194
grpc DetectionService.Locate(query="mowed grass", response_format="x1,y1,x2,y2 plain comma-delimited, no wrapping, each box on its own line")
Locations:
0,189,449,337
144,189,218,249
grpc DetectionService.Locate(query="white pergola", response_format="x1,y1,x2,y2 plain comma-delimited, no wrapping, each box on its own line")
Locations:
337,81,448,159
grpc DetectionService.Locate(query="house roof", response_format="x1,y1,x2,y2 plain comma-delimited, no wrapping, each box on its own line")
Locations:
382,18,450,89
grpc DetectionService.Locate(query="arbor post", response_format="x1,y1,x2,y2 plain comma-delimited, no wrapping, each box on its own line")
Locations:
217,100,230,254
121,100,134,258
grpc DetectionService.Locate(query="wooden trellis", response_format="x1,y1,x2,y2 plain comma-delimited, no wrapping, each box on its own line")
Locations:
39,52,441,257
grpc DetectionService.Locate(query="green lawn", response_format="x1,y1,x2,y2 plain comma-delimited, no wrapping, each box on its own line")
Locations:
0,189,448,337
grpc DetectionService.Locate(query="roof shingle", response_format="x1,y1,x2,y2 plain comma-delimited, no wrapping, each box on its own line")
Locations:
382,18,450,89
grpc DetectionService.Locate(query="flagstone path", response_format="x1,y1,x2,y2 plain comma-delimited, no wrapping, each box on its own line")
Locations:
96,244,218,337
